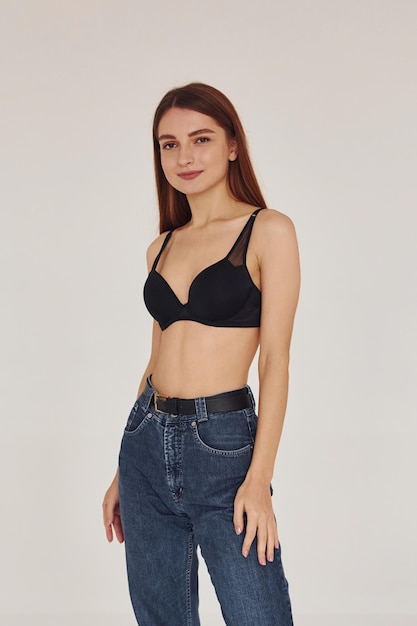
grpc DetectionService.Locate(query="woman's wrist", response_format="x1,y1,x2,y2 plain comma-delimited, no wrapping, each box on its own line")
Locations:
245,464,273,487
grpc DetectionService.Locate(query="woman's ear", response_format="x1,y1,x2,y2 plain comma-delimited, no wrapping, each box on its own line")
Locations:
229,139,238,161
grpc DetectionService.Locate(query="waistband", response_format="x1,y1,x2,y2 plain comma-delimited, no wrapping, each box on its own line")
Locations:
140,376,255,418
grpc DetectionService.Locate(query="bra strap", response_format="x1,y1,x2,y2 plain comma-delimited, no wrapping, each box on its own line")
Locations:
226,207,265,266
243,208,264,255
151,231,173,271
251,207,264,217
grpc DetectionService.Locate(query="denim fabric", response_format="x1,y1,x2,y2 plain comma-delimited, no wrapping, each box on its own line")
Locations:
118,378,294,626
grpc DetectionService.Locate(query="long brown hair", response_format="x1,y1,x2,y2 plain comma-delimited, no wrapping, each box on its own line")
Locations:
153,82,267,233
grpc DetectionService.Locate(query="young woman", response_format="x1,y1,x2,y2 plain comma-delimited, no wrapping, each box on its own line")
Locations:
103,83,300,626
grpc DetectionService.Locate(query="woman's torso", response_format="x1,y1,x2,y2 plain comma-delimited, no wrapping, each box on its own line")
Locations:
146,208,263,398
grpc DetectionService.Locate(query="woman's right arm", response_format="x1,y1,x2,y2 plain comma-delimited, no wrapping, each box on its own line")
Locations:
103,234,165,543
102,320,162,542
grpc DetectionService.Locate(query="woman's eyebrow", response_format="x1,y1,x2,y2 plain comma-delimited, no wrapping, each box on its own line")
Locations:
158,128,216,141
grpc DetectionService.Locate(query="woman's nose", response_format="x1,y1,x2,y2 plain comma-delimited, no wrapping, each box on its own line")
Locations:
178,146,194,166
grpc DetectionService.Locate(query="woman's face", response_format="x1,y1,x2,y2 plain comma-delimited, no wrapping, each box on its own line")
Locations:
157,107,237,196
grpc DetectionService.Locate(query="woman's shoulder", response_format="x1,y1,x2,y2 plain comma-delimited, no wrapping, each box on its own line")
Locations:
255,208,297,239
253,209,300,275
146,230,171,271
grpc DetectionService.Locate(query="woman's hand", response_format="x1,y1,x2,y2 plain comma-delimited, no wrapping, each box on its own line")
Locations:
102,470,124,543
233,474,278,565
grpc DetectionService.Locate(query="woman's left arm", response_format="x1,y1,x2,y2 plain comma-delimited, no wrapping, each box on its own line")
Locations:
233,210,300,565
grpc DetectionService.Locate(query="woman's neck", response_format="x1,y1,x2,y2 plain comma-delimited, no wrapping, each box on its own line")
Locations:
186,187,245,228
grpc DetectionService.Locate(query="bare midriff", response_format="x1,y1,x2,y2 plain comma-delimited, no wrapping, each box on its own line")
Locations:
151,322,260,398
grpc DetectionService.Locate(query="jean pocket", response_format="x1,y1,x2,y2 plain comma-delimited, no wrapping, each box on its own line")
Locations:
123,401,152,435
192,410,255,457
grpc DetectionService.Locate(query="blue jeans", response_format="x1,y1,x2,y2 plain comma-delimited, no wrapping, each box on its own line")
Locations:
118,377,294,625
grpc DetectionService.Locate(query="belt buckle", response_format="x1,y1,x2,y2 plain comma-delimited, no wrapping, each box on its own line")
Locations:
153,393,168,413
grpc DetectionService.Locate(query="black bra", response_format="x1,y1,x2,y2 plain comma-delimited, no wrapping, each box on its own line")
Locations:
143,208,264,330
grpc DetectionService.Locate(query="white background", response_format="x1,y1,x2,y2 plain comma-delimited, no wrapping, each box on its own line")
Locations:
1,1,416,624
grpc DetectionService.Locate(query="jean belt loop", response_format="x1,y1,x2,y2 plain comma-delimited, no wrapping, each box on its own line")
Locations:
143,376,155,412
195,395,209,422
245,384,256,410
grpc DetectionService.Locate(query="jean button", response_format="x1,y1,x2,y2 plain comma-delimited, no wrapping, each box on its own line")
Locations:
146,413,152,418
191,420,196,427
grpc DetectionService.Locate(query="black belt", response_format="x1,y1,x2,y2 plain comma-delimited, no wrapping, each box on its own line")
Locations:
153,387,252,415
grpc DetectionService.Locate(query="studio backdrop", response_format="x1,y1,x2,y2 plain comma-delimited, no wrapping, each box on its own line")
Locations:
1,1,416,624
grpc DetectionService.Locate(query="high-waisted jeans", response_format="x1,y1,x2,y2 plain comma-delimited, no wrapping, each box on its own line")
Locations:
118,377,294,625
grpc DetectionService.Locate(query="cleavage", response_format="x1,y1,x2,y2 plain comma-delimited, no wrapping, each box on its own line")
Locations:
155,235,230,306
157,254,228,306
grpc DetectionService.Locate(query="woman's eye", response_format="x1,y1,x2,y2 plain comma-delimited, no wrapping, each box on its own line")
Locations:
162,142,176,150
196,137,209,144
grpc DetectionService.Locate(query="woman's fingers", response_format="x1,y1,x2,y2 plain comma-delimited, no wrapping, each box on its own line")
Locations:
255,521,267,565
242,512,279,565
105,520,114,542
267,518,278,562
103,501,114,542
104,504,124,543
103,477,124,544
274,517,280,550
234,481,278,565
233,498,245,536
242,518,258,559
113,507,125,543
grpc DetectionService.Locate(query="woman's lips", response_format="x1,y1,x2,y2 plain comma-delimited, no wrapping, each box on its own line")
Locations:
177,171,203,180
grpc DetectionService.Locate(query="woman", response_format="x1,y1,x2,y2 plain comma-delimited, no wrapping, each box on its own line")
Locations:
103,82,300,625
